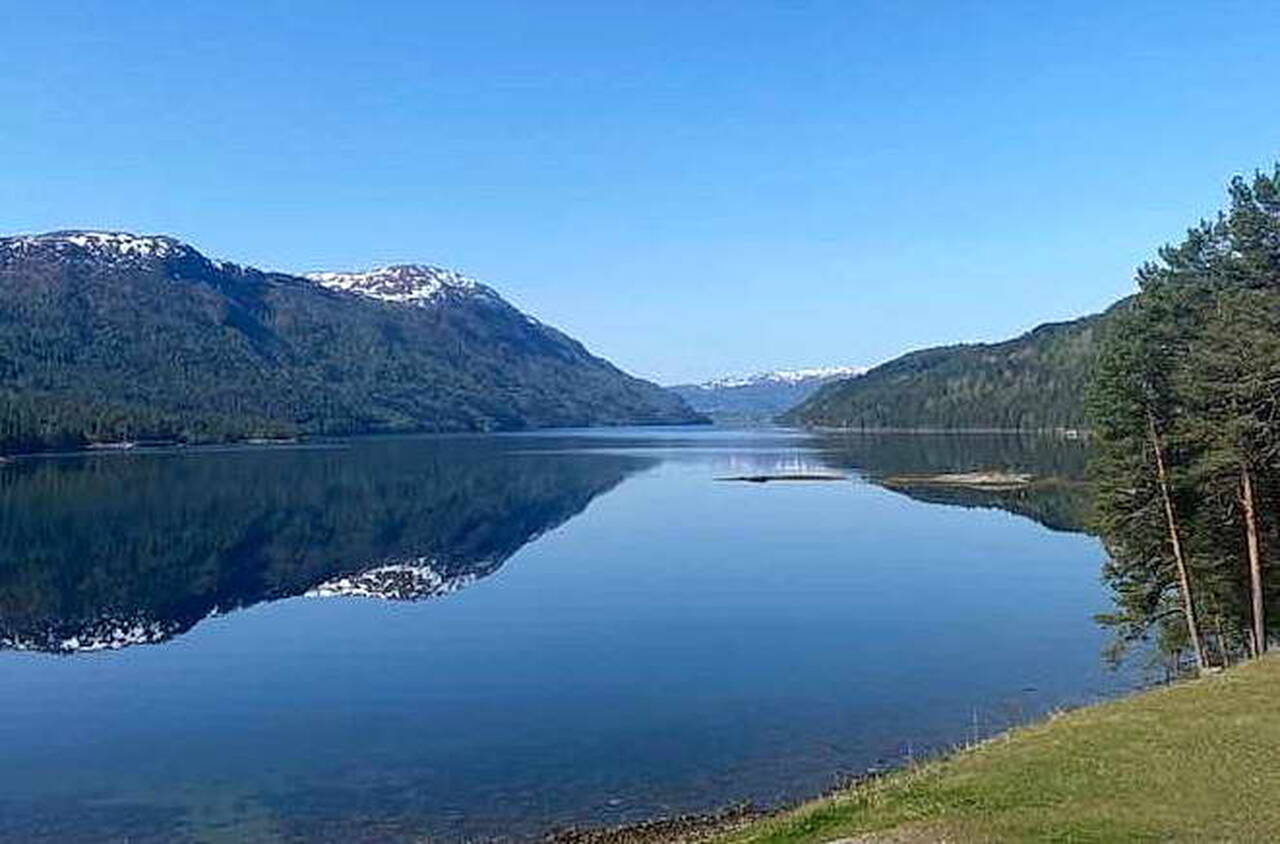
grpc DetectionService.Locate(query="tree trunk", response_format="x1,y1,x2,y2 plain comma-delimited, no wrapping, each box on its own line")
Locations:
1211,613,1230,666
1241,464,1266,654
1148,412,1207,672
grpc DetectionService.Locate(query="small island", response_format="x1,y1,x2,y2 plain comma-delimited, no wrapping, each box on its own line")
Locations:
882,471,1034,490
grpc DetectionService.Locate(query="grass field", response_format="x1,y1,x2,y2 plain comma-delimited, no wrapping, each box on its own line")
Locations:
719,655,1280,843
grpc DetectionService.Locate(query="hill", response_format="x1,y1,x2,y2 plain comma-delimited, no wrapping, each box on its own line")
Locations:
669,366,865,424
0,231,703,452
781,306,1123,430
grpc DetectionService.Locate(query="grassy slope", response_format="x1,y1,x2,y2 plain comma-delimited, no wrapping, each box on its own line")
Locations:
722,655,1280,843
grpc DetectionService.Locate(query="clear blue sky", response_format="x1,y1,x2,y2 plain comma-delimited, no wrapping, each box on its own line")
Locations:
3,1,1279,383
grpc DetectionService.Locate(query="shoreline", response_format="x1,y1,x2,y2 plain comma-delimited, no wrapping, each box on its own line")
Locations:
550,664,1201,844
800,426,1089,437
708,656,1280,842
545,803,769,844
0,420,720,462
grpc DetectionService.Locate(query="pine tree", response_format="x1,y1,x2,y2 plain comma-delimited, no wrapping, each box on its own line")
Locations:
1088,289,1209,670
1091,167,1280,666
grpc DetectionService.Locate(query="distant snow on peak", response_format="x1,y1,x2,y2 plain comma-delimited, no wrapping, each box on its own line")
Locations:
1,230,191,261
668,365,869,420
698,365,867,390
306,264,502,306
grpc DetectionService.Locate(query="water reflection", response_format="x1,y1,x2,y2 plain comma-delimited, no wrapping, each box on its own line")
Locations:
813,431,1092,533
0,429,1130,842
0,438,652,652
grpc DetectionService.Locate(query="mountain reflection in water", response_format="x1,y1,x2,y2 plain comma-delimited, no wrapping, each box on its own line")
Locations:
814,431,1092,534
0,438,652,652
0,428,1133,843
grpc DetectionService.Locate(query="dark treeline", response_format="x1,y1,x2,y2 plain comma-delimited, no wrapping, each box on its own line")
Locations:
1089,169,1280,671
0,390,296,453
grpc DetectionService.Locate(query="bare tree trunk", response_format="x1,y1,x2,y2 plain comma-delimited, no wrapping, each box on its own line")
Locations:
1241,464,1266,655
1148,412,1207,672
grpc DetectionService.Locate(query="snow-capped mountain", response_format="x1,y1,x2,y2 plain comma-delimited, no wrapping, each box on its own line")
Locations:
1,230,220,267
696,366,867,390
668,366,867,423
0,229,704,450
306,264,502,306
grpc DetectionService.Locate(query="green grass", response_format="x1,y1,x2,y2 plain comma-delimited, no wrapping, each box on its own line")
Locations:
720,655,1280,843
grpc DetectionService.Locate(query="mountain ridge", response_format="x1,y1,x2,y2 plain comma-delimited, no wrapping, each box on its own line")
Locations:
305,264,505,306
0,230,704,452
684,365,867,390
668,365,866,423
781,305,1126,430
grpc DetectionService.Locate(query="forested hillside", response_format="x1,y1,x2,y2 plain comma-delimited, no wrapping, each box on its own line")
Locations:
0,232,703,453
781,306,1120,430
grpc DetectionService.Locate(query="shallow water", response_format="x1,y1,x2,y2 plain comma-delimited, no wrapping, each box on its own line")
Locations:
0,428,1135,841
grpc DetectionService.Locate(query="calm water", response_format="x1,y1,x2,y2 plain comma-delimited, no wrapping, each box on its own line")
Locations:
0,428,1134,842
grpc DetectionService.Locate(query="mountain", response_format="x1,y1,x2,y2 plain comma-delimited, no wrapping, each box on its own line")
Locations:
782,306,1123,430
668,366,866,424
0,231,704,453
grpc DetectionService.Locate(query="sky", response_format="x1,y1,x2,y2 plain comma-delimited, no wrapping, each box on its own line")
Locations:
3,1,1280,384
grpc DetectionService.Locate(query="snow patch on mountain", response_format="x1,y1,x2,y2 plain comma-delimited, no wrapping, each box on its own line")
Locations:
1,615,178,654
1,230,188,260
305,558,481,601
1,234,515,309
307,264,502,306
0,231,248,276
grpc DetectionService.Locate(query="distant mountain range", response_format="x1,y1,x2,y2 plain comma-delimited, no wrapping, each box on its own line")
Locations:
0,231,704,452
782,305,1124,430
668,366,866,423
